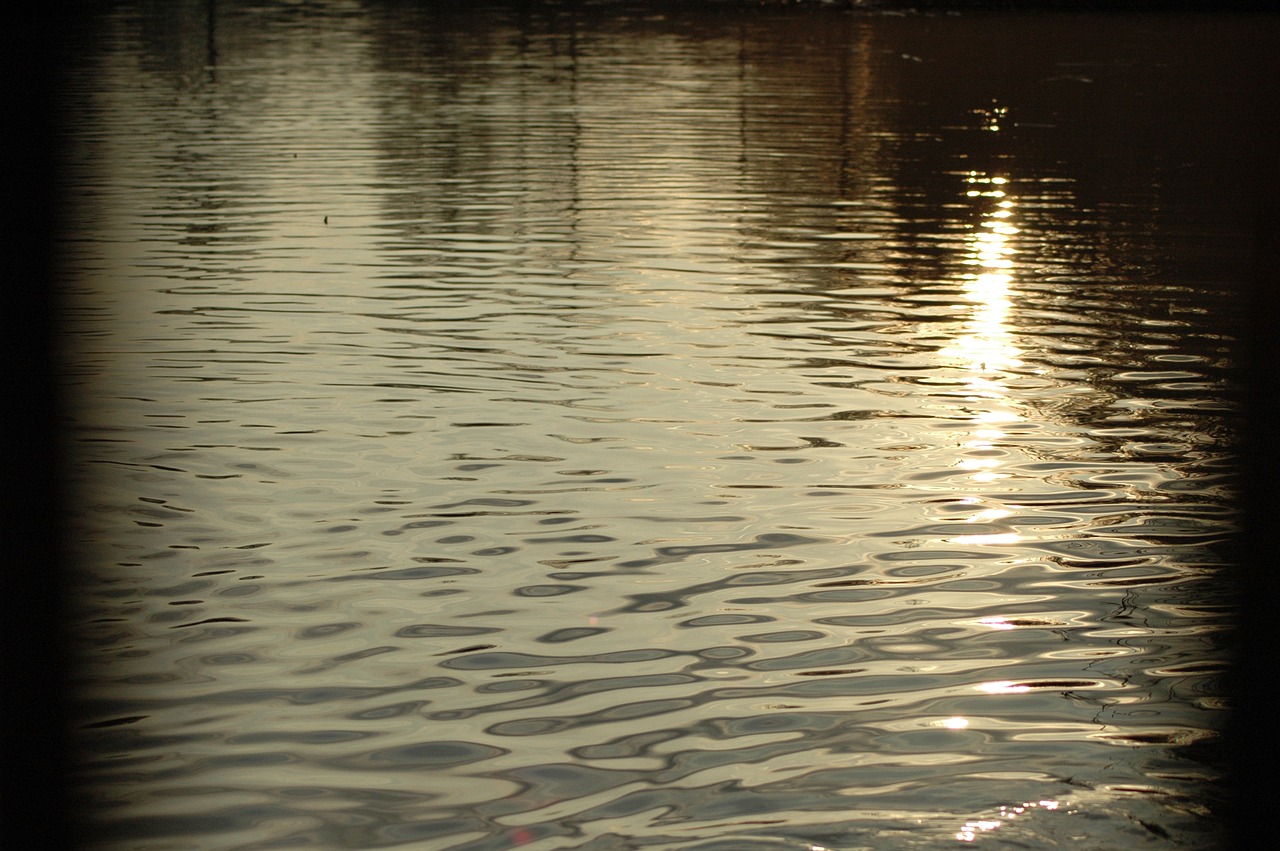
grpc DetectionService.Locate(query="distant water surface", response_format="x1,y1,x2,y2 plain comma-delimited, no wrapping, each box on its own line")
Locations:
60,2,1268,848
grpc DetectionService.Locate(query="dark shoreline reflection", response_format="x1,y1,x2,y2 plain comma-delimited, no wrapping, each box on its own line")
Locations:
50,2,1275,848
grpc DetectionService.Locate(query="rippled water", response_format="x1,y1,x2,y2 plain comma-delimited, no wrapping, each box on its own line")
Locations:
59,2,1268,848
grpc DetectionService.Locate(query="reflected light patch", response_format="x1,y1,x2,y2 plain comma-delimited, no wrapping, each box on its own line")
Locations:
977,616,1017,630
965,376,1012,396
948,532,1021,546
970,273,1013,298
965,507,1012,523
943,716,970,729
957,800,1061,842
979,222,1007,249
957,820,1002,842
965,172,1007,184
942,170,1026,490
977,680,1032,694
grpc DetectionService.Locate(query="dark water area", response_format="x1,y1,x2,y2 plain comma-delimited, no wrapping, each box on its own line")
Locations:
25,1,1280,848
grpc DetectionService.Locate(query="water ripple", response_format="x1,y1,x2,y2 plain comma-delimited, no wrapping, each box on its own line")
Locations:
61,3,1251,849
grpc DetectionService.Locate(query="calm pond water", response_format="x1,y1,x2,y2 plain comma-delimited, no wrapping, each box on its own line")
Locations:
58,2,1271,848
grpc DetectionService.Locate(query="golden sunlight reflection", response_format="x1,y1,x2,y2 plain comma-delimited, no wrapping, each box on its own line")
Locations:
974,102,1008,133
940,172,1022,379
976,681,1032,694
947,532,1021,546
936,170,1027,506
963,506,1013,523
956,800,1062,843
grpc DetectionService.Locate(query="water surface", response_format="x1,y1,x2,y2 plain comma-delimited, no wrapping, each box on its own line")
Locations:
60,2,1266,848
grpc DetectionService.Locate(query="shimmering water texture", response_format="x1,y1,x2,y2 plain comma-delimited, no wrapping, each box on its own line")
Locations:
62,3,1263,849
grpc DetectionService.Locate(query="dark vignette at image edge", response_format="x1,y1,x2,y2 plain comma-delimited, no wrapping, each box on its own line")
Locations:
5,1,1279,849
4,1,77,849
1232,15,1280,848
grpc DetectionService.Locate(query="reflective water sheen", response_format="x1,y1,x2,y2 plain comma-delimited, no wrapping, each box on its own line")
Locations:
61,2,1265,848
